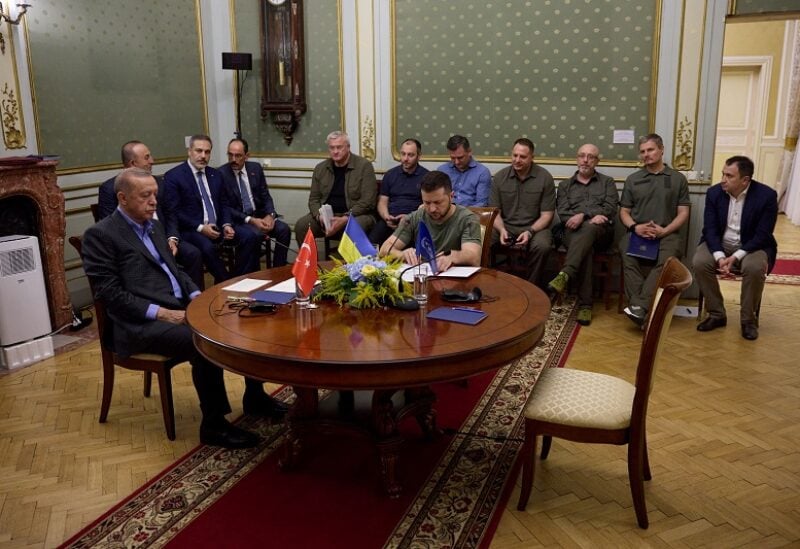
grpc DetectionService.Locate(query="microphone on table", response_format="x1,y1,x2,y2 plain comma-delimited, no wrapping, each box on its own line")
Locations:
267,237,299,258
397,250,450,292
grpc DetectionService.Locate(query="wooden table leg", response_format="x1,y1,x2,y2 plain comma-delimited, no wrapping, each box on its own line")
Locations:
372,390,403,497
279,386,318,470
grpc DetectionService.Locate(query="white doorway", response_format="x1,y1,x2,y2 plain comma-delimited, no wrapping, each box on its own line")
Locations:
713,57,769,183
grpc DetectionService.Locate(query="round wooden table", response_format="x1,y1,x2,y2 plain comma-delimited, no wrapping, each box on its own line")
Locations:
187,265,550,496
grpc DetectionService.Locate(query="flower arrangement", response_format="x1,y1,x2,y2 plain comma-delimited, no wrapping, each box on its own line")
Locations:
315,256,413,309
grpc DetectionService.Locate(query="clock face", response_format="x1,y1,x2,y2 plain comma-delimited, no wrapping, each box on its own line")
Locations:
267,0,287,5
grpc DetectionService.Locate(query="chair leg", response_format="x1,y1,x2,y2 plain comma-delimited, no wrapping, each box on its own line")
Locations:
697,290,704,320
627,437,650,529
143,371,152,397
156,369,176,441
540,435,552,459
516,421,538,511
642,433,652,481
99,354,115,423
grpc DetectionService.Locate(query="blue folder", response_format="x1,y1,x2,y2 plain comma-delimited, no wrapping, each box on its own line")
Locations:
250,289,296,305
426,306,487,325
626,233,659,261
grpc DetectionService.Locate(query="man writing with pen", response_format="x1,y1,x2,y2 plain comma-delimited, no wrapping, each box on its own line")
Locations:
379,170,482,271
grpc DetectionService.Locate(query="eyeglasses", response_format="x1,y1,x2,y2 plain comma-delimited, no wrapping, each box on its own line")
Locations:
577,153,598,160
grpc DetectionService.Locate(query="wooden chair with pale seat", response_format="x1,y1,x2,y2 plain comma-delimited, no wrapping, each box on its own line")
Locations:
516,256,692,528
467,206,499,267
69,236,182,440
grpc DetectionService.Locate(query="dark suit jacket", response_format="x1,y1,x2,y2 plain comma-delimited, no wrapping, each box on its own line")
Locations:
700,179,778,273
97,175,179,239
163,161,231,233
218,160,277,223
81,211,198,354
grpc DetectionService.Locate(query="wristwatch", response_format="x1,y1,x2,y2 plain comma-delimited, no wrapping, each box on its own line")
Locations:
627,223,638,233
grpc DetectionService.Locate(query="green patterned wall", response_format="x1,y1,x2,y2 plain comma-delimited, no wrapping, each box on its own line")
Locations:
233,0,342,155
27,1,206,171
394,0,658,161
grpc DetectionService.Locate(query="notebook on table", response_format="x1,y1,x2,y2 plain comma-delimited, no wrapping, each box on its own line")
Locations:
426,306,487,325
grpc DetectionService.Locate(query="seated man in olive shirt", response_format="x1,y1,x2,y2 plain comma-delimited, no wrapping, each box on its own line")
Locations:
489,138,556,289
379,170,481,272
547,144,619,325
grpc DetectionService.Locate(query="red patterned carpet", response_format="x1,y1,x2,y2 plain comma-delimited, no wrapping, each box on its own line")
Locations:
61,298,579,549
770,254,800,278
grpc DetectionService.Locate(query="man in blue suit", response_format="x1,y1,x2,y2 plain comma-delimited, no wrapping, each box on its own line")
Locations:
97,141,204,288
218,138,291,267
693,155,778,340
164,134,260,283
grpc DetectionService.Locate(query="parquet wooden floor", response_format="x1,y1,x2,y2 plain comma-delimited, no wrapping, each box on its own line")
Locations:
1,216,798,548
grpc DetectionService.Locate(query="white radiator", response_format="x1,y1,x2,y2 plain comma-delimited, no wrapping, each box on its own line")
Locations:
0,235,53,368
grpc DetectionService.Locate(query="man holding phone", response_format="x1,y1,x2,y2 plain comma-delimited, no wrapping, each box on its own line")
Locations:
489,138,556,289
164,134,261,283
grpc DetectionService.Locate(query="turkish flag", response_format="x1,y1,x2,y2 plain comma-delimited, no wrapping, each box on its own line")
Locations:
292,229,318,296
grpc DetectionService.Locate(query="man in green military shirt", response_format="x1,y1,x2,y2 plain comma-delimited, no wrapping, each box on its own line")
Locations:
489,138,556,289
619,134,690,326
379,170,482,272
548,144,619,325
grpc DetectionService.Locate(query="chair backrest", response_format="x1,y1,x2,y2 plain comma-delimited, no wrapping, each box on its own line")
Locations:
467,206,499,267
90,203,100,223
68,235,112,350
631,257,692,427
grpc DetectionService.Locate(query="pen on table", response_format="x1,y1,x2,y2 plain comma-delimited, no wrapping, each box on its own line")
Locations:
451,306,480,312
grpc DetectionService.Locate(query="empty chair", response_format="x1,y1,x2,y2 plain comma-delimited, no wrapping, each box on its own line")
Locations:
516,256,692,528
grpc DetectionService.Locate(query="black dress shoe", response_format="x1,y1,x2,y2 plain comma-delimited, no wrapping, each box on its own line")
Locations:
741,322,759,340
200,419,260,449
243,393,290,421
697,316,727,332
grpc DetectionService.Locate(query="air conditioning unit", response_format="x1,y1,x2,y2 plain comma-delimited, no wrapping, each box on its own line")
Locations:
0,235,54,369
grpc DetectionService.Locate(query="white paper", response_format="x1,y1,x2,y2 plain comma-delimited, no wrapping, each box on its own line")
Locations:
265,278,322,293
400,264,480,283
613,129,635,144
319,204,334,232
222,278,271,293
672,306,699,318
267,277,299,293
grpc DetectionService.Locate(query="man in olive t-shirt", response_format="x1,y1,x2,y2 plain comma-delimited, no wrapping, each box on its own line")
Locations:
619,133,690,326
379,171,481,272
489,138,556,288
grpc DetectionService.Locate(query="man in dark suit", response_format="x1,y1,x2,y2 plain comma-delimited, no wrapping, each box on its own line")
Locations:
97,141,204,288
81,168,287,448
693,155,778,340
218,138,291,267
163,134,260,283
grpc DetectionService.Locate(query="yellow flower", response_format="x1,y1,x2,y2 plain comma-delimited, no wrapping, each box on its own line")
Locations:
361,264,378,276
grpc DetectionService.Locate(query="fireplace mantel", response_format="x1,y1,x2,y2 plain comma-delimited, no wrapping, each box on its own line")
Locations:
0,158,72,331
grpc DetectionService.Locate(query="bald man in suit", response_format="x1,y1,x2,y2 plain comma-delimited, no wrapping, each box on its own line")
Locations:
82,168,286,448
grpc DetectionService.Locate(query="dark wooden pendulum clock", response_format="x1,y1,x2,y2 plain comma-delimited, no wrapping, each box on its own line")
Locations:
260,0,306,145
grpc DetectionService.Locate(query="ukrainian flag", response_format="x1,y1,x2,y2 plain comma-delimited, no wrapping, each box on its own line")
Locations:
339,214,375,263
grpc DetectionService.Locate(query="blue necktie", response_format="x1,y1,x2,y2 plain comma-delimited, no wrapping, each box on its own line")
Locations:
196,170,216,225
238,171,254,214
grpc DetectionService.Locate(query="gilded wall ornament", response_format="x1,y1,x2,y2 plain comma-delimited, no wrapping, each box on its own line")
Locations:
1,82,24,148
673,116,694,171
361,116,375,162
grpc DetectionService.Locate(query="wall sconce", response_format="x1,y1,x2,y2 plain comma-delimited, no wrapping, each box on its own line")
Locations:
0,2,32,55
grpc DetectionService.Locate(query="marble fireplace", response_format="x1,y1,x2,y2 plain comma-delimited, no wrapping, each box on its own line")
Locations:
0,158,72,331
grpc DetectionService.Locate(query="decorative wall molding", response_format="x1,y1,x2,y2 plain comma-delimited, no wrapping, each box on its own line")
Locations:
0,10,25,150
